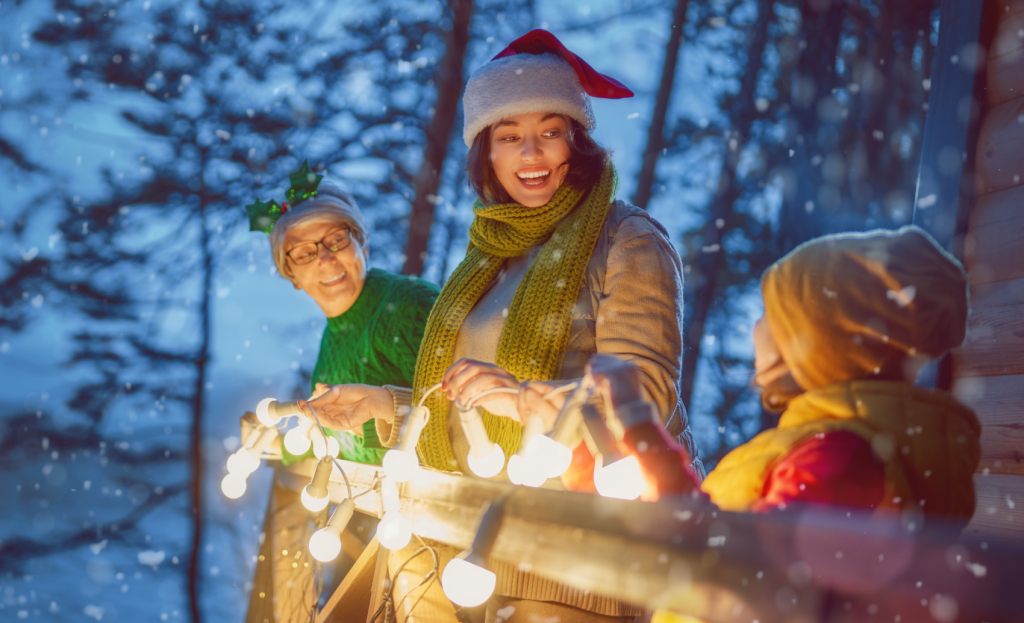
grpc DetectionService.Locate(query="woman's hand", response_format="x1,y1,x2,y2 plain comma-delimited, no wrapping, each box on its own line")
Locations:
442,359,521,420
302,384,393,431
517,380,569,430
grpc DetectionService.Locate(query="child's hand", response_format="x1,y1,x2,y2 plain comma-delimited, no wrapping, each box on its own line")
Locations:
587,354,643,409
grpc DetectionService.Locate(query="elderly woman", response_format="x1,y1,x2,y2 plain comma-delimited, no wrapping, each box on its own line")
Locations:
269,176,438,464
306,32,701,622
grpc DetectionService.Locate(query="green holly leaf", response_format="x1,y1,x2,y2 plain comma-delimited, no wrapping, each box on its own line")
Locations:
246,198,283,234
285,160,322,206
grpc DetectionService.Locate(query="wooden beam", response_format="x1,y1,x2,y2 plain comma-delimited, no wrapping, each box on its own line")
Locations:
953,372,1024,472
987,7,1024,105
279,458,1024,622
316,539,380,623
954,276,1024,375
973,96,1024,196
964,185,1024,285
967,472,1024,539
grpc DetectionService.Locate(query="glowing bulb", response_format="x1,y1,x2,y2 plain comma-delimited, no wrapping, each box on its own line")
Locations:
506,453,547,487
376,511,412,550
531,434,574,479
283,424,312,456
301,486,330,512
308,499,355,563
301,457,332,512
467,442,505,478
311,433,340,459
308,527,341,563
220,472,247,499
593,455,645,500
255,397,280,427
441,557,496,607
382,405,430,482
459,408,505,478
226,448,260,476
382,449,418,482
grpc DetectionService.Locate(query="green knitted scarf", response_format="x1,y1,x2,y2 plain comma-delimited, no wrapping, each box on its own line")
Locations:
413,162,616,471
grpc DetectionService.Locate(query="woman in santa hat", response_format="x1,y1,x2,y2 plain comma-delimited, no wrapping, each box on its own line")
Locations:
307,30,701,622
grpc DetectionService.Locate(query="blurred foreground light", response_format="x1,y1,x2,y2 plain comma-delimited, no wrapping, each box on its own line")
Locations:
308,499,355,563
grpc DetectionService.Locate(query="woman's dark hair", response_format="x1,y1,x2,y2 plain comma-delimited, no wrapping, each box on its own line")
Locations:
466,116,609,205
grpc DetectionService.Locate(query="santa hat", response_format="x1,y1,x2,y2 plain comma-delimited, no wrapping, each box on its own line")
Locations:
461,29,633,146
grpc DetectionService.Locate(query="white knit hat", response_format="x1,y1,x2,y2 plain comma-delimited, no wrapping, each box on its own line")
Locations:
461,30,633,146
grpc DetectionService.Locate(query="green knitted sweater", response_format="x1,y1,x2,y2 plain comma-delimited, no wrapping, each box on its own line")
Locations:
290,268,438,465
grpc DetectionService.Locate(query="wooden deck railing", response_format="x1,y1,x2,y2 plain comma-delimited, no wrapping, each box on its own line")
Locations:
240,415,1024,622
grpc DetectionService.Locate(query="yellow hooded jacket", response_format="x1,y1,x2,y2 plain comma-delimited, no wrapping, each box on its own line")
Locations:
703,226,980,521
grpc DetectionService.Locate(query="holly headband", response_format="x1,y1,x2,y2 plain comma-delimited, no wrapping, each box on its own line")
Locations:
246,161,323,234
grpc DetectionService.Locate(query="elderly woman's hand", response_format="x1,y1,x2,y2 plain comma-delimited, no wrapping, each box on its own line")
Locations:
301,384,393,431
442,358,522,421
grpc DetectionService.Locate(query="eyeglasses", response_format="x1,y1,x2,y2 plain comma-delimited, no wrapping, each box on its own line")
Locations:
286,227,352,265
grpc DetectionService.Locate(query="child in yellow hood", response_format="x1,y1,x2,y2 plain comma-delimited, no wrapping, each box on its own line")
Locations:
587,225,979,521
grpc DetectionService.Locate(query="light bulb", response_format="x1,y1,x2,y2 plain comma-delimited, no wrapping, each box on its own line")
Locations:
255,397,280,427
301,486,330,512
301,457,333,512
459,408,505,478
283,425,312,456
532,434,574,479
467,442,505,478
441,557,496,607
226,448,260,476
376,510,412,550
220,472,247,499
308,499,354,563
593,454,645,500
255,398,303,427
506,453,547,487
308,527,341,563
382,449,419,482
382,404,430,481
311,433,340,459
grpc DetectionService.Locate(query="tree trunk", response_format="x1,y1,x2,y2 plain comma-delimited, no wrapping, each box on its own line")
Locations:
779,0,847,252
632,0,690,210
401,0,474,276
679,0,773,411
188,147,213,623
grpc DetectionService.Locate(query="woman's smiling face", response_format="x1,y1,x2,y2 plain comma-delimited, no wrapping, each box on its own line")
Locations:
488,112,571,207
284,219,367,318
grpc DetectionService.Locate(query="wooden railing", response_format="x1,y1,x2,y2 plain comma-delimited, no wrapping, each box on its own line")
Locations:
242,415,1024,623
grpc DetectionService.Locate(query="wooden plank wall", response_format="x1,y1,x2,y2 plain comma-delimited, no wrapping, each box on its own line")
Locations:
954,0,1024,539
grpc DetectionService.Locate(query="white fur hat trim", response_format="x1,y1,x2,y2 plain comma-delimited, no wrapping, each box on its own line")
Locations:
462,53,593,146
